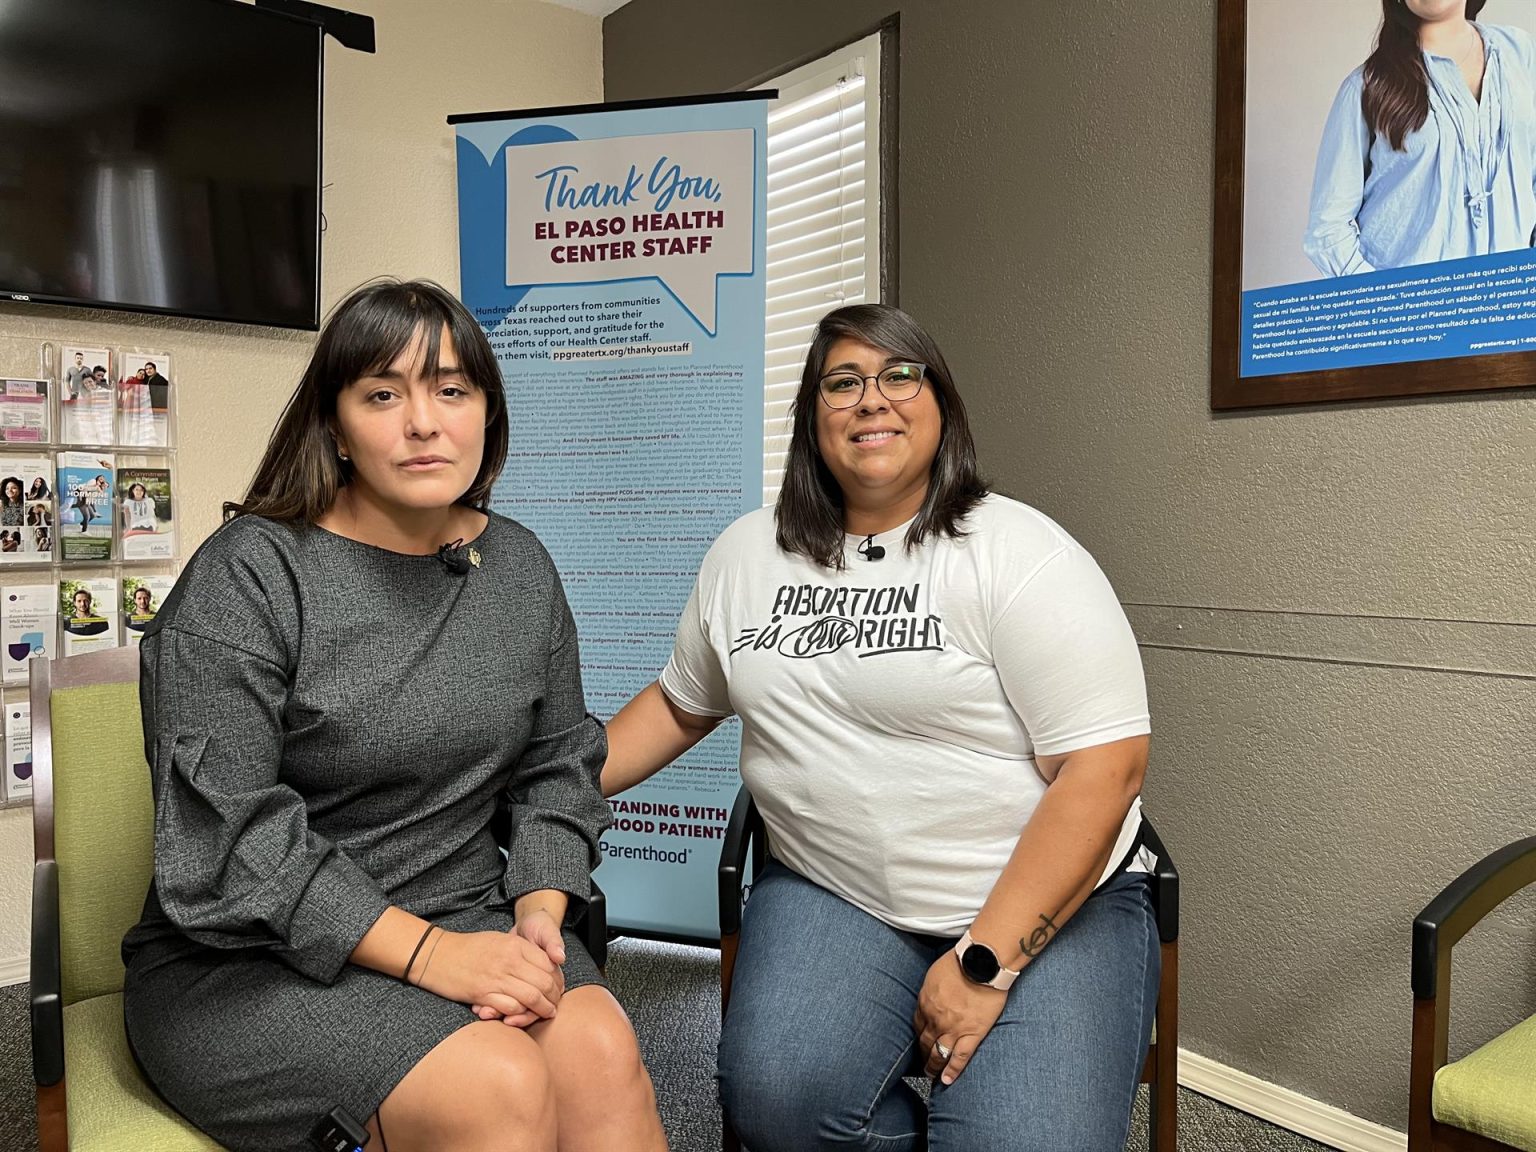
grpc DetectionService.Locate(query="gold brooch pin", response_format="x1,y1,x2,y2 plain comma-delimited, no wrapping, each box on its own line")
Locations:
468,547,482,569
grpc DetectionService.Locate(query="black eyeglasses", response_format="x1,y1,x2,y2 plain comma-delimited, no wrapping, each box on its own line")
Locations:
817,363,927,410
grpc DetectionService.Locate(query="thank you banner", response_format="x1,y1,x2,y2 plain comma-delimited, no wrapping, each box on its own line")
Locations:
452,94,769,940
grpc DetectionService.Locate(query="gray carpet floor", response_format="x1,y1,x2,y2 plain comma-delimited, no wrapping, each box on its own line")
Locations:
0,940,1338,1151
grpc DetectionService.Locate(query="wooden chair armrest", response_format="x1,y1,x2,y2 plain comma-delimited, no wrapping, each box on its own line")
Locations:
1407,836,1535,1148
1413,834,1536,999
31,860,64,1087
1139,815,1180,945
718,784,762,936
578,881,608,970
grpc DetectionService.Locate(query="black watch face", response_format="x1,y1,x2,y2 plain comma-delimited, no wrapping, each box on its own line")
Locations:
960,943,1001,984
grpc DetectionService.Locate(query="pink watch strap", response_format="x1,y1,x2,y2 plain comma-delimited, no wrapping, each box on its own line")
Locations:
955,929,1021,991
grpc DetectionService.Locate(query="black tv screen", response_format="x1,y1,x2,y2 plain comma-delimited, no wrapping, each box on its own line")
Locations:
0,0,322,330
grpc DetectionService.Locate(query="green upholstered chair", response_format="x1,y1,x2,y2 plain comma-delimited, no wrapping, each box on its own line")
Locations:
29,646,609,1151
717,784,1181,1152
1410,834,1536,1152
29,646,222,1151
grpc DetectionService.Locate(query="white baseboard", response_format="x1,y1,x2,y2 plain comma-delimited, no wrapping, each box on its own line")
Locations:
0,955,26,987
1179,1048,1407,1152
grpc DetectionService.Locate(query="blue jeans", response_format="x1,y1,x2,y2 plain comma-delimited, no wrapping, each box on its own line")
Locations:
718,860,1159,1152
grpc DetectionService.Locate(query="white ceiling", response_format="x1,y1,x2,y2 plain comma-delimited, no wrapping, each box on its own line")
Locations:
538,0,630,17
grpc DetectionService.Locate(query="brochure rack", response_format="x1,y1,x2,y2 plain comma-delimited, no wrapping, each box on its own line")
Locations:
0,346,180,807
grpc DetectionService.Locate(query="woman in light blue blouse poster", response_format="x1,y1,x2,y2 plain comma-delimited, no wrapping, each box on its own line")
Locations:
1306,0,1536,277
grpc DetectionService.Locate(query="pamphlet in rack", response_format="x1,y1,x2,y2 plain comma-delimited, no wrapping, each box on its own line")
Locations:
0,454,55,563
2,583,55,685
59,344,114,446
123,575,174,646
4,701,32,802
59,576,119,657
57,452,114,562
0,379,50,444
119,465,174,560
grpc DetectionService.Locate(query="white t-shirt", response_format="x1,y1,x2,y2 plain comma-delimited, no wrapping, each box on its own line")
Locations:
660,494,1151,935
123,498,156,530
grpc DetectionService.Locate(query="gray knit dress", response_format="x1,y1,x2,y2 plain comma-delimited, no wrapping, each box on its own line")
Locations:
121,513,613,1151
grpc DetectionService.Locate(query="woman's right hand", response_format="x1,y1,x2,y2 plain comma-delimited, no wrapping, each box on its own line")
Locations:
416,929,565,1027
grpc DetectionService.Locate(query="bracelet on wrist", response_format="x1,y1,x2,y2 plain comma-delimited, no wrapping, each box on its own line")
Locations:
417,927,445,984
401,924,436,986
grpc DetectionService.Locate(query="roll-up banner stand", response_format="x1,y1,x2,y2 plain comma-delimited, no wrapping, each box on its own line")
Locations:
450,93,770,941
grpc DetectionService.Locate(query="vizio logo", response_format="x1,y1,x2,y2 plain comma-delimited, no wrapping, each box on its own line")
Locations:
7,294,30,302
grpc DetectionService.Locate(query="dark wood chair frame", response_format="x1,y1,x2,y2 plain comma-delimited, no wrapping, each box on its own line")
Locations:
29,647,606,1152
1408,834,1536,1152
717,784,1180,1152
30,648,152,1151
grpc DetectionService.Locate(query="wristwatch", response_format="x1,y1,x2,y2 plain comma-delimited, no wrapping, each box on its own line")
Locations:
954,929,1021,991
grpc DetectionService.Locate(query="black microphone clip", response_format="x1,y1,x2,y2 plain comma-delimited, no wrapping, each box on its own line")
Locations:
436,537,471,575
857,533,885,562
310,1105,369,1151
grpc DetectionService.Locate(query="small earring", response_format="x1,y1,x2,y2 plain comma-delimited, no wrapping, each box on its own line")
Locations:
337,449,349,461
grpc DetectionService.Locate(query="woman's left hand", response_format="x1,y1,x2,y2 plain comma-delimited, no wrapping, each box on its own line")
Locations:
513,907,567,966
914,950,1008,1085
470,908,567,1025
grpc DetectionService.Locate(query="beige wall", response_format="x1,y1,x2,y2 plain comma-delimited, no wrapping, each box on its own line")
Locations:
605,0,1536,1133
0,0,603,975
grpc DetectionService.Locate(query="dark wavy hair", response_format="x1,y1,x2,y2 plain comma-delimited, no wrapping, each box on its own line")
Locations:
225,278,508,523
1363,0,1487,151
775,303,988,569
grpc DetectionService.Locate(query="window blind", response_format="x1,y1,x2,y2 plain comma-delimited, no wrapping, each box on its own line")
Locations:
760,36,881,503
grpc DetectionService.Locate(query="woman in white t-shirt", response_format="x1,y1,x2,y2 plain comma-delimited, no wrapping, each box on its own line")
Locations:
602,303,1158,1152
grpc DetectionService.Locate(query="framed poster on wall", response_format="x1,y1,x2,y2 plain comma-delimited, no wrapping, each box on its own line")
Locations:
1212,0,1536,408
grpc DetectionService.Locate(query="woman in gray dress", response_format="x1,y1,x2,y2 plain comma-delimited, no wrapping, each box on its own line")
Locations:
122,279,668,1152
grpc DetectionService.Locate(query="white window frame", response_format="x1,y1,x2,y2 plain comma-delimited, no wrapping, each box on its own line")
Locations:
757,33,882,504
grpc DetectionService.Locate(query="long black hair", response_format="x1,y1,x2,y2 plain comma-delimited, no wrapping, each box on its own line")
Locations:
1363,0,1487,151
775,303,988,569
225,278,508,523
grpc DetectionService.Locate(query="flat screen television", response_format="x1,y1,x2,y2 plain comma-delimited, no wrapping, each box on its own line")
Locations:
0,0,323,330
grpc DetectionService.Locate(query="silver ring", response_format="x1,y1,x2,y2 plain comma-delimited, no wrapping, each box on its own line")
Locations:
934,1041,953,1061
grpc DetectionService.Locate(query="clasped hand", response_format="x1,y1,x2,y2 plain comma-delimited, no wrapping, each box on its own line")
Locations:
914,951,1007,1085
417,909,567,1029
